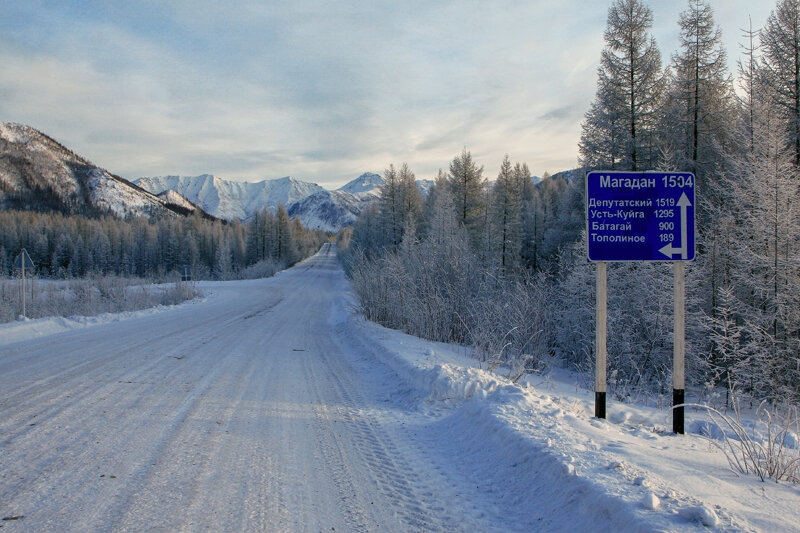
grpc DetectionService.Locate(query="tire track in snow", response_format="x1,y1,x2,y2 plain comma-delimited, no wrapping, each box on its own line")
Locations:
307,333,465,532
96,331,247,530
0,304,247,443
176,322,292,532
2,245,545,531
328,319,512,532
0,291,284,530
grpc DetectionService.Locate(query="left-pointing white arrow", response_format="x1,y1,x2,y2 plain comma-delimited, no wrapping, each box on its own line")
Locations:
659,243,681,258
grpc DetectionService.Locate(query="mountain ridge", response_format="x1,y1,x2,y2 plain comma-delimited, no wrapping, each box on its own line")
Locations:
1,122,561,232
134,172,390,232
0,122,208,220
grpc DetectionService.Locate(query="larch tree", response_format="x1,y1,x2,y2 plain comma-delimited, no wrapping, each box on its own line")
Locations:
761,0,800,166
661,0,735,349
582,0,664,171
722,97,800,401
378,164,403,249
448,148,486,248
663,0,733,184
579,83,626,169
398,162,423,231
491,155,523,273
273,204,293,262
420,169,449,240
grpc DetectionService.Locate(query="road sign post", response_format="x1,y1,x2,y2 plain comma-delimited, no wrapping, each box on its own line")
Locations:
595,261,607,419
673,261,686,434
586,171,695,433
181,266,192,300
13,249,35,319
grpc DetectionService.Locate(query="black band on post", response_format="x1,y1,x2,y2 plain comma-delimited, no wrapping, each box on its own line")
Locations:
673,388,685,434
595,391,606,419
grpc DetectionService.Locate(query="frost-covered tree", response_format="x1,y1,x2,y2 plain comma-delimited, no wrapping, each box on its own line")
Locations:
346,203,382,261
213,241,233,280
378,164,403,248
0,207,323,281
491,155,523,273
761,0,800,166
661,0,733,185
448,148,486,247
581,0,664,171
580,83,627,169
375,163,422,251
273,204,293,262
717,94,800,402
399,162,423,231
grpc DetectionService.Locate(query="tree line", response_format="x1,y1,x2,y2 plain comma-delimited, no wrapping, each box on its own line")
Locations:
341,0,800,406
0,205,327,280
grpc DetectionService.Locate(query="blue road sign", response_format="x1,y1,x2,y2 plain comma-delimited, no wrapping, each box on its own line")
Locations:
586,171,695,261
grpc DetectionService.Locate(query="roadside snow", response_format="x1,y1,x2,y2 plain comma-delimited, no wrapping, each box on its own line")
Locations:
0,287,210,348
337,283,800,532
2,247,798,531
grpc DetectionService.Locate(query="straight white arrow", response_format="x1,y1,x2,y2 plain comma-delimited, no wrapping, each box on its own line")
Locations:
677,192,690,259
659,192,692,259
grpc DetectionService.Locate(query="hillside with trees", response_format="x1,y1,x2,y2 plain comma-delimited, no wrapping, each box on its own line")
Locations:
0,207,327,282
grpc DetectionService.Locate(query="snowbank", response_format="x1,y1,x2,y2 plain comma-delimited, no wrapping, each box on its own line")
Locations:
338,296,800,532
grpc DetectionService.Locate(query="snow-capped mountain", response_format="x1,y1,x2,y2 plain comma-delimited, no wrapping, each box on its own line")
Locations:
134,171,436,232
135,174,325,221
0,122,191,219
156,189,205,214
288,189,375,232
550,168,582,183
416,179,434,196
337,172,434,199
337,172,384,198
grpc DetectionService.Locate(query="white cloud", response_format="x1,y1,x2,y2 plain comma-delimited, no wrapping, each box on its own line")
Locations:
0,0,776,188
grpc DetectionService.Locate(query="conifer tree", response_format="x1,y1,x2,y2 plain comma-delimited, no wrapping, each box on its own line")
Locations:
398,162,423,230
581,0,664,171
274,204,293,262
761,0,800,166
662,0,733,183
448,148,486,248
378,164,403,248
491,155,522,272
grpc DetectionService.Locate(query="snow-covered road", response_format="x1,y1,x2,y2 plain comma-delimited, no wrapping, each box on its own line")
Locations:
0,245,518,531
2,244,798,532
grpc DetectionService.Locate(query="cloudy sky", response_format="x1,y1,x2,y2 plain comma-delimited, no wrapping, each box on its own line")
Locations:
0,1,775,188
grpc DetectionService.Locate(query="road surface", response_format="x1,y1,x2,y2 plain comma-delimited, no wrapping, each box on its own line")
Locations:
0,244,519,532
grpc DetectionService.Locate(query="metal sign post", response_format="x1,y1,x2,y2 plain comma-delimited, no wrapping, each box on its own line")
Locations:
595,261,607,418
586,171,695,433
13,249,35,319
673,262,685,434
181,266,192,300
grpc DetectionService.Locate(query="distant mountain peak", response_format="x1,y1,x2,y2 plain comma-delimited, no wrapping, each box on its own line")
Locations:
134,174,326,222
338,172,384,197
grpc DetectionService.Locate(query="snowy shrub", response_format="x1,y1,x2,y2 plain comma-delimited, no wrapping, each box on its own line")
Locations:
346,226,552,377
462,276,551,380
695,399,800,484
554,233,708,402
96,275,129,311
0,276,202,323
238,258,285,280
